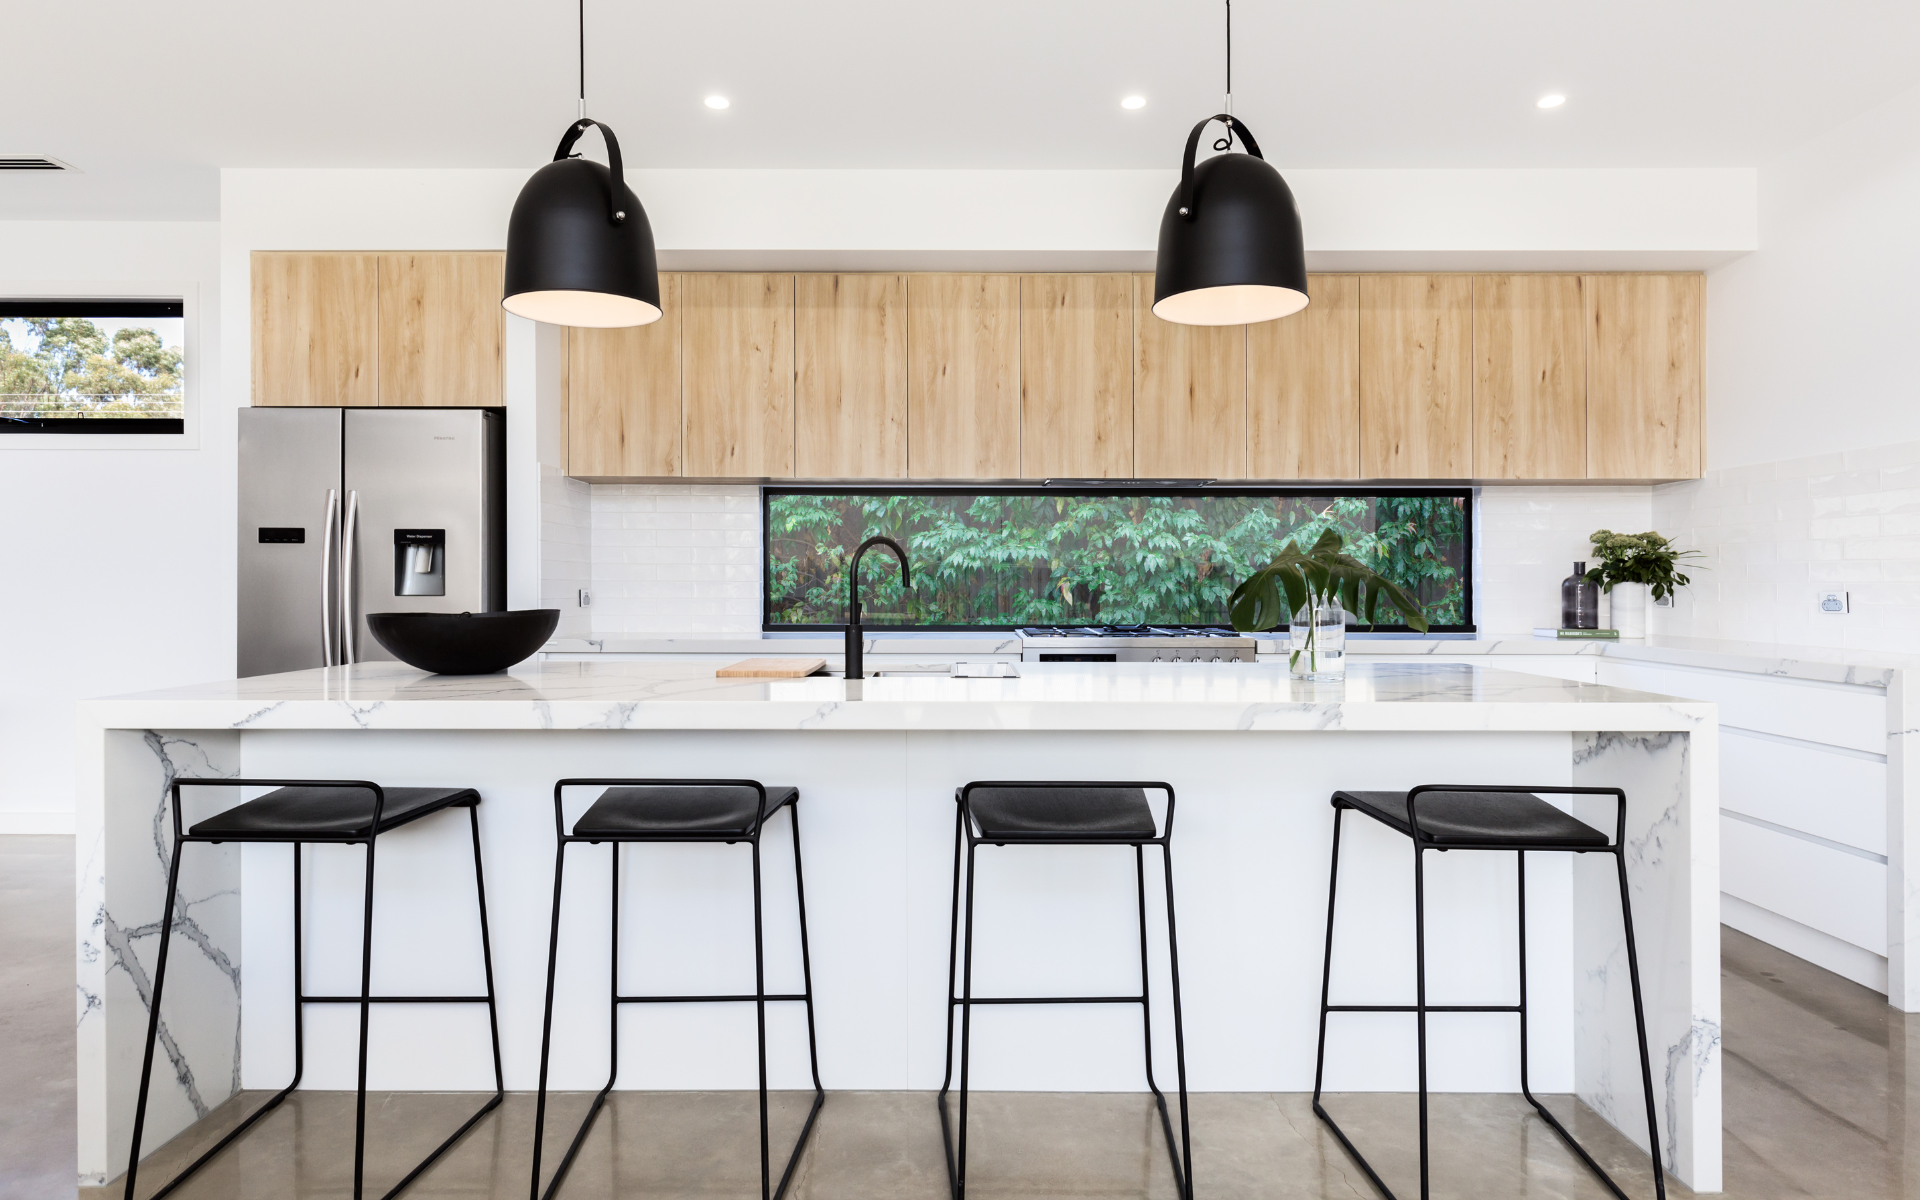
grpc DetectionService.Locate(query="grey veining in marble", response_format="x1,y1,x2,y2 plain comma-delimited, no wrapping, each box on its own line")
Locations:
1339,633,1907,688
77,729,242,1186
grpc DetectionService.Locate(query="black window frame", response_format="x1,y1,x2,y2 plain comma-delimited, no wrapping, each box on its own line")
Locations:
0,298,186,434
760,482,1475,634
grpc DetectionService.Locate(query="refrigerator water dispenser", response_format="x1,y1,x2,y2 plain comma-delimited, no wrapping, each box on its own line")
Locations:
394,529,446,596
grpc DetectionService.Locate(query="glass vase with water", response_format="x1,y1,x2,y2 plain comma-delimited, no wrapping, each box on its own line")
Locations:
1289,593,1346,680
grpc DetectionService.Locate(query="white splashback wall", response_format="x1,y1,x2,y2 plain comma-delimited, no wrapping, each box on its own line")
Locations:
1654,439,1920,654
1475,486,1656,635
587,484,763,634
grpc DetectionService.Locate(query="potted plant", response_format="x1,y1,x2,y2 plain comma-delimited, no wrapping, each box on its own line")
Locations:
1583,530,1701,639
1229,529,1430,679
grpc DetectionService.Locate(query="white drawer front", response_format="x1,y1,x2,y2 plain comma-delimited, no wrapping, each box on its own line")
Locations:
1720,730,1886,856
1721,816,1885,953
1596,660,1886,754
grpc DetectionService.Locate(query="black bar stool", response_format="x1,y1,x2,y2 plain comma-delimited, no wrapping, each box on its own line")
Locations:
940,781,1193,1200
125,778,503,1200
532,778,825,1200
1313,784,1666,1200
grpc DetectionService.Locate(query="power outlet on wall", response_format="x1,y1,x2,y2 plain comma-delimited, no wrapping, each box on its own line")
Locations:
1818,590,1849,614
578,589,592,608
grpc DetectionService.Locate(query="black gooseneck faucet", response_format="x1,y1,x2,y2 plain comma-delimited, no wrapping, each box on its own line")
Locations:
844,535,912,680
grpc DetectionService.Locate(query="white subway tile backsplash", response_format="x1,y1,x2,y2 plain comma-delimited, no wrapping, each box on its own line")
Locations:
582,483,763,634
1654,436,1920,649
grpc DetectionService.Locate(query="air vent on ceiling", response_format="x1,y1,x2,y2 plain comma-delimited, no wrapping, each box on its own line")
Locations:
0,157,76,171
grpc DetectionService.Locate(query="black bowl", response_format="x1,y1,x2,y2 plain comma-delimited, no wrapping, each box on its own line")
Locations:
365,610,560,675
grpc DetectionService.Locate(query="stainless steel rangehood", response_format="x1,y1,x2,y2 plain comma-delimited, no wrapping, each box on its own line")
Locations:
238,407,505,677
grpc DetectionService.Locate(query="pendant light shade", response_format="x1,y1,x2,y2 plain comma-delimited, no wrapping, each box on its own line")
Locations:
1152,114,1308,326
503,119,661,328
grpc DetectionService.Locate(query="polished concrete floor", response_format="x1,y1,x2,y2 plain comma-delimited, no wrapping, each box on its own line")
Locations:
0,832,1900,1198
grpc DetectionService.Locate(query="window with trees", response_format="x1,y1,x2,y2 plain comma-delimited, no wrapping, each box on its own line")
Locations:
0,299,185,433
764,486,1472,631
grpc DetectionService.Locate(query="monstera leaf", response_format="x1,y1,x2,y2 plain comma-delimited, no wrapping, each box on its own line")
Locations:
1228,529,1430,634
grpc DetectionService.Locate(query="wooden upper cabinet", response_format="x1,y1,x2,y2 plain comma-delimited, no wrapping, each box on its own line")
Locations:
796,274,907,479
1019,274,1132,478
908,274,1020,479
567,275,681,479
1586,273,1702,480
251,251,378,406
1247,274,1359,479
376,252,504,406
1133,274,1246,479
1473,274,1585,480
682,273,795,479
1359,274,1473,479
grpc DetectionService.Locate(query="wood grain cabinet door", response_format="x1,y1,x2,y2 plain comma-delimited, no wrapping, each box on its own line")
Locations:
1359,274,1473,479
1247,274,1359,479
376,252,504,406
1019,274,1132,479
1133,273,1246,479
907,274,1020,479
251,251,378,406
682,273,795,479
1585,273,1702,480
1473,274,1585,480
567,274,681,479
796,273,907,479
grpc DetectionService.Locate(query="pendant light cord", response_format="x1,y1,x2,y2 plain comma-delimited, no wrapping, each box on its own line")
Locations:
1213,1,1234,151
576,0,586,120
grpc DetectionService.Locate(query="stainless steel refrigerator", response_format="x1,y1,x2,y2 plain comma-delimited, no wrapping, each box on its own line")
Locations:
238,407,506,677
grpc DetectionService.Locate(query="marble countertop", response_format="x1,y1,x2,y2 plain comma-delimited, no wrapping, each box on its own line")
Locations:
82,660,1711,734
1336,633,1907,687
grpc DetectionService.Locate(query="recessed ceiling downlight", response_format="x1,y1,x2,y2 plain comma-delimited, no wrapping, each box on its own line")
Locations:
1122,95,1147,110
705,95,731,110
1537,94,1567,109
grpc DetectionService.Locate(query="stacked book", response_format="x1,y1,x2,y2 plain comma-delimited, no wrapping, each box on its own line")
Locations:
1533,628,1620,639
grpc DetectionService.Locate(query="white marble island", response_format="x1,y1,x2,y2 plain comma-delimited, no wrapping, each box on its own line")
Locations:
76,661,1722,1192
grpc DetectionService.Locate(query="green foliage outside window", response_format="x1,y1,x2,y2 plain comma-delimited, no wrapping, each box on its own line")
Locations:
0,317,183,419
765,490,1469,629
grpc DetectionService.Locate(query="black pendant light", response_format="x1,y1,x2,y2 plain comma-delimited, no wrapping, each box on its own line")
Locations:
1152,0,1308,326
502,0,661,327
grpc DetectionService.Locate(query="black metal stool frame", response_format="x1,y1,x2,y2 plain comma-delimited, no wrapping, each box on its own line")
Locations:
530,778,825,1200
938,781,1193,1200
124,778,504,1200
1312,784,1667,1200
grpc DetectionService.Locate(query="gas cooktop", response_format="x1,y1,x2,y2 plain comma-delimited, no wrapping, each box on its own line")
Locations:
1019,625,1246,639
1017,625,1258,662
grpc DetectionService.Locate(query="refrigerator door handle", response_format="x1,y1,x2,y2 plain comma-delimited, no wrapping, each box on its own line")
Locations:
320,489,340,666
341,489,360,665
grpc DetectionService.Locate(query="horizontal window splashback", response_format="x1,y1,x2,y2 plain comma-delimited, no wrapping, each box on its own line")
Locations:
556,481,1664,638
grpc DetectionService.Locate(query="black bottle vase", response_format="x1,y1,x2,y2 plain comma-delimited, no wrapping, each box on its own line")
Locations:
1561,562,1599,630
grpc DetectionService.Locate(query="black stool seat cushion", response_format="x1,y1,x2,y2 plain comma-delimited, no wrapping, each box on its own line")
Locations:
967,786,1158,841
574,785,798,837
189,786,480,839
1334,789,1609,847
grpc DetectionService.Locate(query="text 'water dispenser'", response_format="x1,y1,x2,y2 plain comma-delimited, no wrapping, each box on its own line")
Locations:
394,529,446,596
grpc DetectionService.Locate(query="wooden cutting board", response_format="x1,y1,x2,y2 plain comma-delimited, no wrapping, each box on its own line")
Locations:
717,657,828,679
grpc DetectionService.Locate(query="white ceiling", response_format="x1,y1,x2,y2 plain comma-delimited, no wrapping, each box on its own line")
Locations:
5,0,1920,221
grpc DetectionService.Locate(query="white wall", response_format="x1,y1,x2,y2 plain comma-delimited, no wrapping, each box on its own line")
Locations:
1476,486,1656,635
220,164,1757,272
0,221,227,832
1639,82,1920,648
1704,83,1920,471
